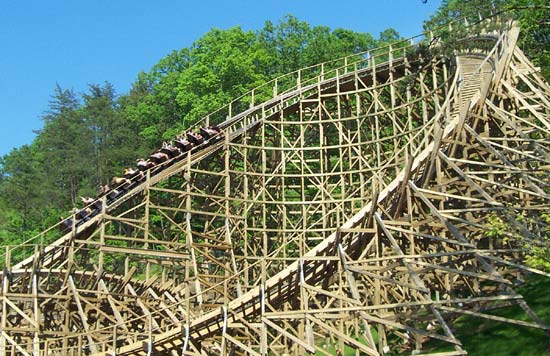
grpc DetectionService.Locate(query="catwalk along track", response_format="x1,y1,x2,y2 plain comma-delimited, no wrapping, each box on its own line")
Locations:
1,18,549,355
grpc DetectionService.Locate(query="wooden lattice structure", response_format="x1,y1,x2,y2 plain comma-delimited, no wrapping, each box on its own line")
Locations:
1,19,549,355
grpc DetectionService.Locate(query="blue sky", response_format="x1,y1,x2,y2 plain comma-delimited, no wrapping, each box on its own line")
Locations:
0,0,441,157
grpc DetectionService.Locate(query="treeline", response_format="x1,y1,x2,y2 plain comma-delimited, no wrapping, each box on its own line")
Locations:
0,83,147,242
0,15,400,245
424,0,550,272
424,0,549,80
1,2,548,254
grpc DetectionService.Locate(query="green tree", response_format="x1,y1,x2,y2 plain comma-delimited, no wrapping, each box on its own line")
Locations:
0,144,45,232
509,0,549,80
176,26,270,128
423,0,505,29
82,82,147,189
0,15,400,246
122,51,192,147
425,0,550,271
124,15,383,147
424,0,549,79
258,15,378,73
37,85,94,206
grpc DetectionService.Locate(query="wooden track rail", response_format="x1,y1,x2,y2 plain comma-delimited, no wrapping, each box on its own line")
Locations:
1,19,549,355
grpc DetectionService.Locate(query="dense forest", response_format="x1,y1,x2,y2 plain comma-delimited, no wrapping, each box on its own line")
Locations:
0,15,399,246
0,1,548,267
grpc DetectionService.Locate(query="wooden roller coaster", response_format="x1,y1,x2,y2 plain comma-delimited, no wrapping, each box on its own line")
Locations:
1,17,549,355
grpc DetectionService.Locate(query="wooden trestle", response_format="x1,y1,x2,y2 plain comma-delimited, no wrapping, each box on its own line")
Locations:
0,19,549,355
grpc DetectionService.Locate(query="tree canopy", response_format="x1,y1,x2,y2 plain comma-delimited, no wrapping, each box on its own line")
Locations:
125,15,381,147
0,15,395,246
424,0,549,79
0,9,548,271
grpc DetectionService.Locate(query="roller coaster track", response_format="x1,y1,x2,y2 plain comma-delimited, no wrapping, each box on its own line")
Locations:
1,19,549,355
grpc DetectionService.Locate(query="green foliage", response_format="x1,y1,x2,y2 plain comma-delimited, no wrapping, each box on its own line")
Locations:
0,82,148,248
423,1,550,273
424,275,550,355
526,212,550,272
0,11,547,354
423,0,508,30
509,0,550,80
481,211,550,272
38,85,95,205
484,213,507,239
0,144,46,227
82,82,147,184
0,15,393,249
124,15,381,147
424,0,550,80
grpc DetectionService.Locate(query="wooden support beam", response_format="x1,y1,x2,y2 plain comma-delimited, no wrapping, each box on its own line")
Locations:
262,317,315,354
437,305,550,330
98,280,129,331
126,284,160,331
68,276,99,354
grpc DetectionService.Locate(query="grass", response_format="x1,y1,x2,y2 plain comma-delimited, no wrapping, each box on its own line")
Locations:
426,274,550,356
314,275,550,356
